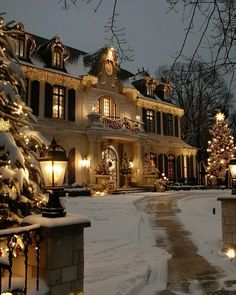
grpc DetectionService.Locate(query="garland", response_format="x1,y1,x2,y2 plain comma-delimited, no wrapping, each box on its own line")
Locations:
101,116,139,133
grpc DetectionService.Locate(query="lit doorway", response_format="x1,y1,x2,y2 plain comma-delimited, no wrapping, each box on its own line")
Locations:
101,147,118,185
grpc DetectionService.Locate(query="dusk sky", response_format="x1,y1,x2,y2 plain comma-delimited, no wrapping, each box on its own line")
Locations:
1,0,196,75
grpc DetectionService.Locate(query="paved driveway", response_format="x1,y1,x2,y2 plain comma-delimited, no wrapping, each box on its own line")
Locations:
135,193,232,294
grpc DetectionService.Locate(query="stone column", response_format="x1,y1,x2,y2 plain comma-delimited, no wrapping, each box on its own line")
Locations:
23,214,90,295
218,196,236,251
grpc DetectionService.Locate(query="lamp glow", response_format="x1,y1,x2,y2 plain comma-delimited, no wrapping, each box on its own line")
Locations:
226,248,235,260
39,138,68,217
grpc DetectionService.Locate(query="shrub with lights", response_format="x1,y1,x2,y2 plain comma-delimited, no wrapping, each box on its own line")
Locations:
0,14,46,229
206,111,235,186
153,173,168,192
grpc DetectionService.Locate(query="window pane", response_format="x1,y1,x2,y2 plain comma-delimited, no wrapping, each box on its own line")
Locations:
52,86,65,119
146,109,155,132
98,97,116,117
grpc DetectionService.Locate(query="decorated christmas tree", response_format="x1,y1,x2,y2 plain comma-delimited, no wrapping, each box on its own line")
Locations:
94,157,110,175
0,15,46,228
120,153,132,175
206,111,235,186
143,153,157,175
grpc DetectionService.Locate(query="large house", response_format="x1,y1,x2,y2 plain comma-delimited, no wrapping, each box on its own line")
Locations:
12,22,198,189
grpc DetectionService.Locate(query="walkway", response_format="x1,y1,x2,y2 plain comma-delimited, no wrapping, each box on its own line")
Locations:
135,193,233,294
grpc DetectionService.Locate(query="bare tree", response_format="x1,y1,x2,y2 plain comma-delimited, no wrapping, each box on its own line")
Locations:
57,0,134,63
158,62,233,155
166,0,236,84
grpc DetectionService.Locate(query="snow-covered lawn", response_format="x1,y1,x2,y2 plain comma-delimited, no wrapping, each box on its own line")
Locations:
64,189,236,295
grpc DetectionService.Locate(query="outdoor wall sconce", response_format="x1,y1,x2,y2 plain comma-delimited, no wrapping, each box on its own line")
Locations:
129,161,134,169
80,157,90,169
39,137,68,217
228,157,236,194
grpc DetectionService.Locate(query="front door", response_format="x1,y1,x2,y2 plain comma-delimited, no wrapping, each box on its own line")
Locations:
102,147,118,185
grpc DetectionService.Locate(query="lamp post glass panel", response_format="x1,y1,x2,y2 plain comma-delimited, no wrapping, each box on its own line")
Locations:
39,138,68,217
229,158,236,194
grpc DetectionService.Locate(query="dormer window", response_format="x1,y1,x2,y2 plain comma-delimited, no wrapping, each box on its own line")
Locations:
53,49,63,67
15,38,25,58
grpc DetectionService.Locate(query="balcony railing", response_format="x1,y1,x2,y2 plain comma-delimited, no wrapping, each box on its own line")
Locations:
0,224,42,295
101,116,140,133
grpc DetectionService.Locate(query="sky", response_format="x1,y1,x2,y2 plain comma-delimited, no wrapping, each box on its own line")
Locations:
0,0,193,75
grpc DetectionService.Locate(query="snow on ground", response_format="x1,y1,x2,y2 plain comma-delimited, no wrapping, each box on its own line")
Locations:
64,189,236,295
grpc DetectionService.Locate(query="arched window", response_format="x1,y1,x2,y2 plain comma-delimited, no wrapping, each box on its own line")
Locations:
97,97,116,117
53,49,62,67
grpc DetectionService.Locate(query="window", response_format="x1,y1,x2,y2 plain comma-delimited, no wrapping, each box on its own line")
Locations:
97,97,116,117
163,113,174,136
53,50,62,67
15,39,25,58
146,109,155,132
52,86,65,119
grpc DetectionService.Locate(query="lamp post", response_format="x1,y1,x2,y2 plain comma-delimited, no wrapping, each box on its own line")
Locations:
228,158,236,195
39,138,68,217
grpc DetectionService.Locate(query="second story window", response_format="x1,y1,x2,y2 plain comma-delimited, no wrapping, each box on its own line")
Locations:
163,113,174,136
146,109,155,132
52,86,65,119
53,50,62,68
97,97,116,117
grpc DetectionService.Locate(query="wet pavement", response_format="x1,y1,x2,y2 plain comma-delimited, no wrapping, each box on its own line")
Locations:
135,193,235,295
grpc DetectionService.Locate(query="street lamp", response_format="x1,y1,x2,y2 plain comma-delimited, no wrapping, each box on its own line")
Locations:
228,157,236,195
39,138,68,217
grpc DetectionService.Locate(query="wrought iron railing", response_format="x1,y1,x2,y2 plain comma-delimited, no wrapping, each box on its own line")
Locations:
0,224,42,295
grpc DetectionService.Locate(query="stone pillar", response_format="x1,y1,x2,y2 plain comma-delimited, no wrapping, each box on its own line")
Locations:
23,214,90,295
218,196,236,251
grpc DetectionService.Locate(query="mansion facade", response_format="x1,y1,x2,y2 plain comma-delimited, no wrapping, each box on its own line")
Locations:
12,23,198,189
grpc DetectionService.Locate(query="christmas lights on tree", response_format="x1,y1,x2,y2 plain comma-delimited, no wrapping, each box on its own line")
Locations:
120,153,132,175
206,111,235,186
0,15,46,228
143,153,157,175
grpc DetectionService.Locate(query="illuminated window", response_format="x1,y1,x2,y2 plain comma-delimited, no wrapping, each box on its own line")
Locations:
52,86,65,119
146,109,155,132
53,50,62,67
15,39,25,58
97,97,116,117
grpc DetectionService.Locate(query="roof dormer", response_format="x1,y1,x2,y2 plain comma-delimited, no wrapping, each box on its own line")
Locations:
37,35,70,72
8,22,36,61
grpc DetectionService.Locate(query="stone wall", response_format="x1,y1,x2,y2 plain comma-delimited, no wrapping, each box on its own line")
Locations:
24,214,90,295
218,196,236,250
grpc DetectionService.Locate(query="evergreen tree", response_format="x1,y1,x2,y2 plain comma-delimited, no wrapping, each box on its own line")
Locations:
206,112,235,186
143,153,157,175
120,153,132,175
0,15,46,228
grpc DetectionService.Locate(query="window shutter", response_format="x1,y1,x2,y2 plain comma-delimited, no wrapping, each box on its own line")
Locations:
156,111,161,134
142,108,147,131
44,83,53,118
68,89,75,121
174,116,179,137
30,80,39,116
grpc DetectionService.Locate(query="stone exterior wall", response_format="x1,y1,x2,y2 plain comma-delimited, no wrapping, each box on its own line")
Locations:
218,197,236,250
24,215,90,295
